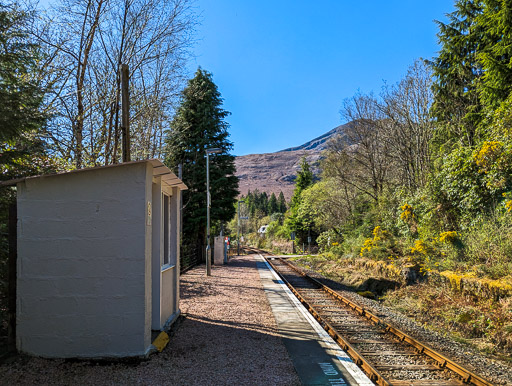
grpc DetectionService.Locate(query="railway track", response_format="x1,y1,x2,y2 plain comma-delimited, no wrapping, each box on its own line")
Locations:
249,248,492,386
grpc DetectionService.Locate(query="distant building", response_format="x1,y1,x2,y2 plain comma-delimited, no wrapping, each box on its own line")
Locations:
4,160,186,358
258,225,268,235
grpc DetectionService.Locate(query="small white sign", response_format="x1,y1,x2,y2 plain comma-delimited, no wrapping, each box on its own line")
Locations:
147,201,152,226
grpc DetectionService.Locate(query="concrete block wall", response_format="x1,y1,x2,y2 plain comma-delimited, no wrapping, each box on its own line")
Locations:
16,162,152,358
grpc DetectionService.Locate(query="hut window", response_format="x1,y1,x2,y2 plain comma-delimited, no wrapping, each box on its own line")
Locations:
163,194,170,266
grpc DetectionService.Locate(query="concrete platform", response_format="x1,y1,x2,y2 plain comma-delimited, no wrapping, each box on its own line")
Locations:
256,255,373,386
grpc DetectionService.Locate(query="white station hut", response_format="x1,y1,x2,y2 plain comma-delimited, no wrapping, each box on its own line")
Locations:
3,159,186,358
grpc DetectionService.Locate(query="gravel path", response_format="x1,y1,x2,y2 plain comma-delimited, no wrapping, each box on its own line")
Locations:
0,255,300,386
299,264,512,385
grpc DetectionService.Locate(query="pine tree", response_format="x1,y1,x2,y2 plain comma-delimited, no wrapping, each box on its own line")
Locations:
291,157,314,207
429,0,485,149
164,68,239,247
277,191,287,213
477,0,512,108
0,3,55,182
268,192,278,214
0,4,44,144
260,191,268,215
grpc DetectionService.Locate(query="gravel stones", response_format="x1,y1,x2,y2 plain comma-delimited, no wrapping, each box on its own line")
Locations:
0,255,300,386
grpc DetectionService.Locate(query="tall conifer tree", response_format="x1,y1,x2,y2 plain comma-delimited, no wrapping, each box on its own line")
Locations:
0,4,44,143
277,191,287,213
0,3,54,182
477,0,512,108
268,192,278,214
164,68,239,247
430,0,484,149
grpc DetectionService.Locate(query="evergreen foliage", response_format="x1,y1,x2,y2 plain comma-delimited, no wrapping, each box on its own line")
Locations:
164,68,239,245
428,0,512,228
267,192,278,214
0,3,61,182
277,191,287,213
242,189,286,217
0,3,57,182
0,4,45,144
286,157,316,245
429,0,484,149
477,0,512,108
291,157,314,207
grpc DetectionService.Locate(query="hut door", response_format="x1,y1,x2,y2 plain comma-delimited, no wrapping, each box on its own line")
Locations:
151,183,179,330
160,192,178,327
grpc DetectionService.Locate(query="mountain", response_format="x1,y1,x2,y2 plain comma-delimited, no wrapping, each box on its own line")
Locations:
279,124,346,152
234,123,348,200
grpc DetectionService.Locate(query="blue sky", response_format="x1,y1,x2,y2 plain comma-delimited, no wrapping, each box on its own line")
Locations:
190,0,455,155
37,0,455,156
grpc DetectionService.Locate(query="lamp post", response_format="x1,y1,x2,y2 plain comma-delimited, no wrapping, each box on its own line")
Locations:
206,147,222,276
237,199,241,256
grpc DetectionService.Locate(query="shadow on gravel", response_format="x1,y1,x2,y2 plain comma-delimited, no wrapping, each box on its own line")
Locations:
166,314,321,385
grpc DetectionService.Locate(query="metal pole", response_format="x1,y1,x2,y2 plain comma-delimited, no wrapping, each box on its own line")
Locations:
206,153,211,276
178,163,183,240
237,200,240,256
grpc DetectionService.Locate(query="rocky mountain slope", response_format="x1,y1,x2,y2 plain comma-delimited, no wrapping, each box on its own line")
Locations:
234,124,347,200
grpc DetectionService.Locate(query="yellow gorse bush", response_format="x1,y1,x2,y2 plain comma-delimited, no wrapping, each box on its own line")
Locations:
411,239,428,255
439,231,458,243
372,225,386,240
360,226,389,256
360,238,373,255
400,203,414,221
474,141,503,171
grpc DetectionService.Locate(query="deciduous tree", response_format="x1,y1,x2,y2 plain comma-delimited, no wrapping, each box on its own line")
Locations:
33,0,196,167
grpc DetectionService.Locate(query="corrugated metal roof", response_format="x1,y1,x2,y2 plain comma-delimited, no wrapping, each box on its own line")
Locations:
0,159,187,190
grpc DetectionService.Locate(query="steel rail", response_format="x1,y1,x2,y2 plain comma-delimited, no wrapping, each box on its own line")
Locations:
262,253,493,386
264,255,390,385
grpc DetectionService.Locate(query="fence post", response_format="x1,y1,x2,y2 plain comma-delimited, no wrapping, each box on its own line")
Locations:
120,64,131,162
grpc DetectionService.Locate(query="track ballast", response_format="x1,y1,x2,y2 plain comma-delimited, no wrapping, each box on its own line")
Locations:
257,251,492,386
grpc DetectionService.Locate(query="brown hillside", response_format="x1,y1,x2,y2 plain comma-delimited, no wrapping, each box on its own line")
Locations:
234,150,321,201
234,123,348,200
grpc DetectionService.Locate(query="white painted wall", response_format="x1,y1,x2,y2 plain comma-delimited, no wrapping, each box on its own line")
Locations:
143,162,153,351
16,162,152,358
151,179,163,330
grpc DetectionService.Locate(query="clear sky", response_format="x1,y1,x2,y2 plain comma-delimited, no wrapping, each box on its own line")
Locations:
189,0,455,156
